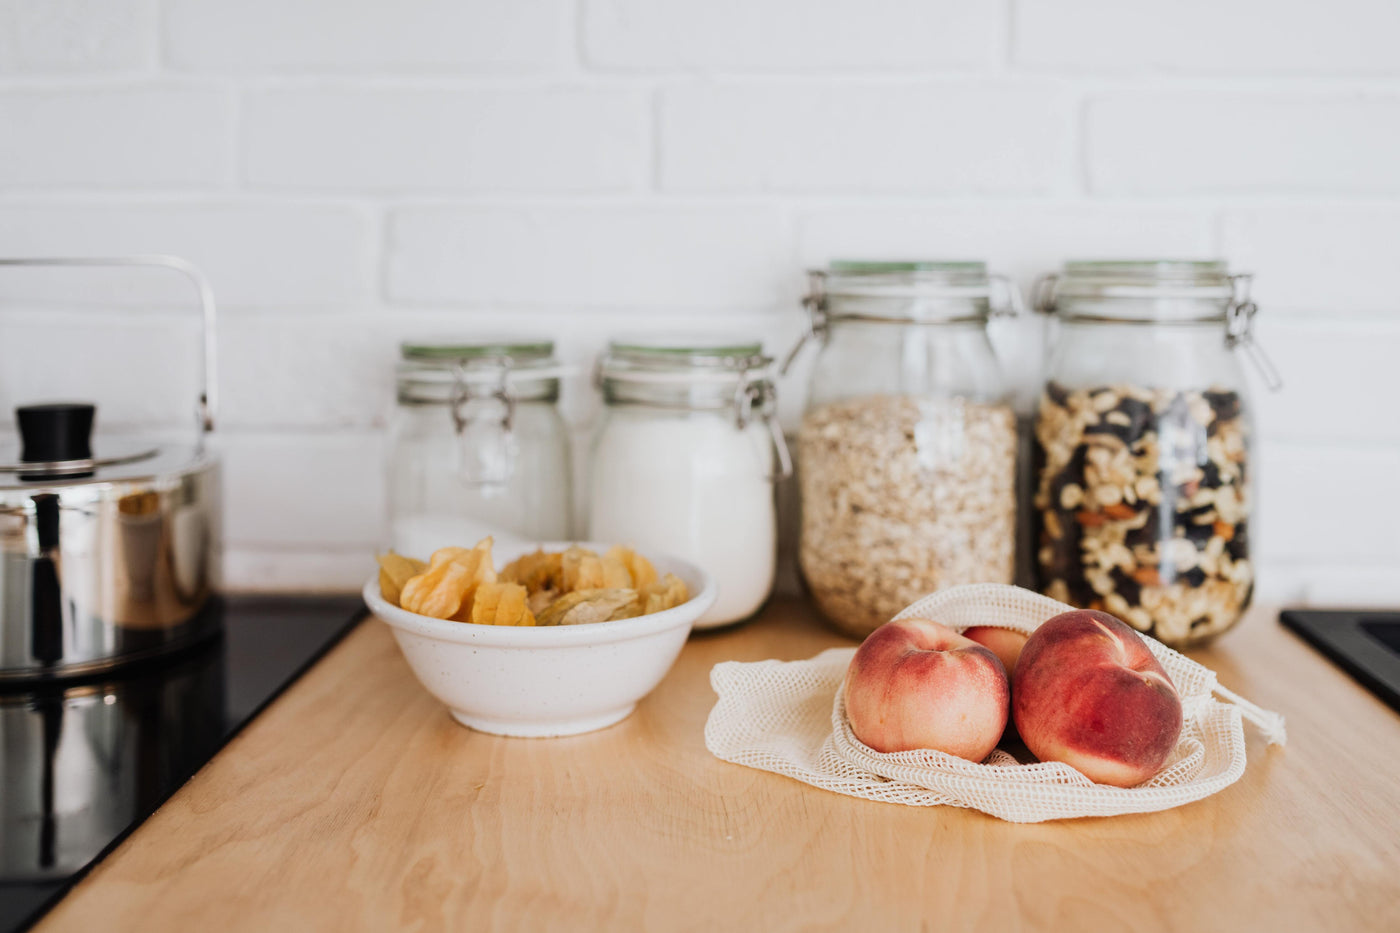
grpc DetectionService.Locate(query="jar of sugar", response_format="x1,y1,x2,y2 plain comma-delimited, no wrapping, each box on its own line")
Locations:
587,339,791,629
388,340,573,556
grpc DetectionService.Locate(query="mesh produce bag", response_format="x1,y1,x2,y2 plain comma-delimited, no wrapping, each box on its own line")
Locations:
704,584,1286,823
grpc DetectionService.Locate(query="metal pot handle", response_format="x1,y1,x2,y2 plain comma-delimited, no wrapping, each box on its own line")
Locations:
0,255,218,432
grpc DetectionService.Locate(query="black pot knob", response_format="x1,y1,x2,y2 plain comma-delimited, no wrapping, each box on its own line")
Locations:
17,402,95,463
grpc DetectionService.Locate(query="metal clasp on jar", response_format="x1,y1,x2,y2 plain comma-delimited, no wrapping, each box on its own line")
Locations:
1225,274,1283,392
451,356,519,491
779,269,831,377
733,369,794,482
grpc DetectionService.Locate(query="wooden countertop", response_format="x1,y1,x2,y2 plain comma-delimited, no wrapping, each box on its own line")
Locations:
33,599,1400,932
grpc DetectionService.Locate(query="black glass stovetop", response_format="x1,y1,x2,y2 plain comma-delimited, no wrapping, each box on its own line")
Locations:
0,594,366,933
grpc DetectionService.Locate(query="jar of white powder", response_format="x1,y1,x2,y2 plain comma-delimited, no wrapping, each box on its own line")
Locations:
388,340,572,556
588,339,791,629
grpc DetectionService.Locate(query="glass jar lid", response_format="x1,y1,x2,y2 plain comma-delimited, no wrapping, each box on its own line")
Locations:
1037,260,1239,322
596,337,792,479
600,337,768,379
1036,259,1283,390
396,339,564,404
817,260,997,323
400,339,554,363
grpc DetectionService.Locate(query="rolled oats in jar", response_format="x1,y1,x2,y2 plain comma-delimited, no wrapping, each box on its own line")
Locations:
787,262,1023,639
1032,261,1281,648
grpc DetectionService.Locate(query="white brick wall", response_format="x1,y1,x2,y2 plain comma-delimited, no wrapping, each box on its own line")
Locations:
660,82,1067,193
164,0,567,73
1,0,1397,606
243,87,648,191
0,0,157,74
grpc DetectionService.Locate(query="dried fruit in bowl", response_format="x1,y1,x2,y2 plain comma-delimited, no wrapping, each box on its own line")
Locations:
468,582,536,626
384,537,686,626
641,573,689,614
400,560,474,620
430,539,497,584
561,546,606,592
500,549,562,592
604,545,657,590
526,587,558,616
377,552,426,608
537,589,640,626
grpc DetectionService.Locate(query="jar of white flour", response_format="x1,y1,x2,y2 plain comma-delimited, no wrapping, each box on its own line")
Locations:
588,339,791,629
388,340,572,556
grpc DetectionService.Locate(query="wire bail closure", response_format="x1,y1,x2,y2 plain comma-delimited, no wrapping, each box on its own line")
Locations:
1225,274,1283,392
451,356,516,435
733,362,793,482
779,270,830,377
450,355,518,490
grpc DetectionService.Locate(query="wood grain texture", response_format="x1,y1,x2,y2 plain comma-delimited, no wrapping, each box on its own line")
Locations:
32,599,1400,933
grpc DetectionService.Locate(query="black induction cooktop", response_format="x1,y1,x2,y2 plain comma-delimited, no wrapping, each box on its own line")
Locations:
1281,609,1400,714
0,594,366,933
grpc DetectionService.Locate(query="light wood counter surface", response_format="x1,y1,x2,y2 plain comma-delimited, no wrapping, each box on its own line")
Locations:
32,599,1400,932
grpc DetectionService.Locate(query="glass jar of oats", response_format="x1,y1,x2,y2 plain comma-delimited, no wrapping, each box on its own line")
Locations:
787,261,1021,639
1032,260,1280,648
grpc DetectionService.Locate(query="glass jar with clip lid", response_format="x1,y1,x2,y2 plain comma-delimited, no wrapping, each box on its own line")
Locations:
1031,260,1282,647
587,338,791,629
387,340,572,556
783,261,1023,639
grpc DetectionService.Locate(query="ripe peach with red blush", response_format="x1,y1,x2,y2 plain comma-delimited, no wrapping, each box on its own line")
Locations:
962,626,1029,676
1012,609,1183,787
843,618,1009,762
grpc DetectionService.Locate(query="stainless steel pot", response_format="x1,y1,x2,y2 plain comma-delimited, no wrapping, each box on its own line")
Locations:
0,257,221,681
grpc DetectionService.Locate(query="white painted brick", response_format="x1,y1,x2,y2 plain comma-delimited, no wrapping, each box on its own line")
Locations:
1087,92,1400,195
1251,562,1308,606
661,83,1065,193
1250,320,1400,444
244,88,647,192
1256,443,1400,562
0,310,201,427
1014,0,1400,75
0,202,372,308
1297,566,1400,606
0,87,230,187
219,314,391,429
0,0,156,73
1222,206,1400,314
217,431,385,548
164,0,565,73
583,0,1001,71
386,205,790,307
223,549,374,592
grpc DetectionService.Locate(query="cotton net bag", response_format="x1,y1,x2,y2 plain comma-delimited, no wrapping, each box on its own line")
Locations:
704,584,1286,823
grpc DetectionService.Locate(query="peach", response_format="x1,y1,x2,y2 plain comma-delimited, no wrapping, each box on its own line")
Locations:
962,626,1029,676
1012,609,1183,787
843,618,1009,761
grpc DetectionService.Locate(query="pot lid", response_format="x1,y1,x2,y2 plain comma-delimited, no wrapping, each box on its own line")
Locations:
0,402,207,488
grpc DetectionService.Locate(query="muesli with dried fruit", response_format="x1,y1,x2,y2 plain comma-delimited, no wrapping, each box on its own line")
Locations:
1033,381,1252,647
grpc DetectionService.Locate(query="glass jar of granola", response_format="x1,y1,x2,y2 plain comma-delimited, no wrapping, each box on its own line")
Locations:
1031,260,1281,648
786,261,1022,639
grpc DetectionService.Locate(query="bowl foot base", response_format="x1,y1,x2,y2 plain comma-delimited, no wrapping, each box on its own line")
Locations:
449,705,636,737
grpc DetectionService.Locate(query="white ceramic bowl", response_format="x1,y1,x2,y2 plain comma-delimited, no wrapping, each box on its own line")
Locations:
363,542,717,738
